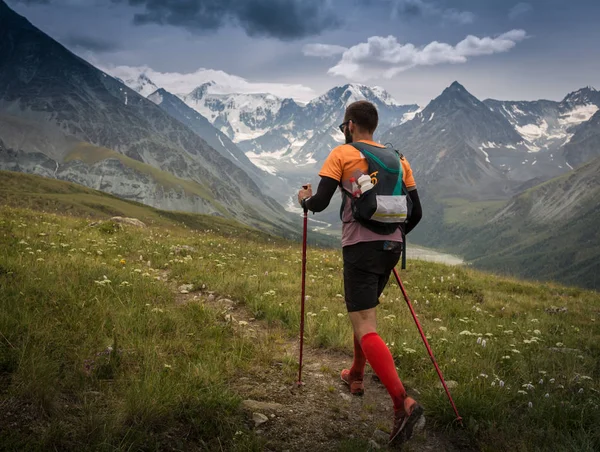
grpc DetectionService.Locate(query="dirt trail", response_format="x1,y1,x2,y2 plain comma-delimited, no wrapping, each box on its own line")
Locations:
171,277,467,452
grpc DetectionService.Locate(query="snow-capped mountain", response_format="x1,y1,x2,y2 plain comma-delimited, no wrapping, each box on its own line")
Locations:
382,82,571,199
114,73,159,98
181,83,295,142
167,82,419,174
0,0,296,234
484,87,600,153
562,109,600,167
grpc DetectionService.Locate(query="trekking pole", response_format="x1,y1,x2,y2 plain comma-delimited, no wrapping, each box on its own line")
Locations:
392,268,463,425
297,189,309,386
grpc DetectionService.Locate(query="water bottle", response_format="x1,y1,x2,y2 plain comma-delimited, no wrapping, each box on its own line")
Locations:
358,174,374,194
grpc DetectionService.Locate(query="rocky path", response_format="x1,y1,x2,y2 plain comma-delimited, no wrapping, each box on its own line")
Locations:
171,276,467,452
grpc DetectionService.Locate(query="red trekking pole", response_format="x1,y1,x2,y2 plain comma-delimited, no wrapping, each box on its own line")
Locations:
393,268,463,425
297,189,309,386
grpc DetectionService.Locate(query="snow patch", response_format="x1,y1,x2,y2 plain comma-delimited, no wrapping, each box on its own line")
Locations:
478,148,491,163
245,155,278,175
402,107,423,123
428,112,435,121
512,105,526,115
559,104,599,126
516,121,549,142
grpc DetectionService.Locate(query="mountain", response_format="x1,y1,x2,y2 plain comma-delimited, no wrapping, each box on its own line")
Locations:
484,87,600,154
382,81,534,199
562,109,600,168
115,73,159,98
0,0,294,234
246,84,419,177
146,88,266,183
458,156,600,290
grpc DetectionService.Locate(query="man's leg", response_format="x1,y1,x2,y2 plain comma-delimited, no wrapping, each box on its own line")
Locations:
348,308,407,410
349,334,366,379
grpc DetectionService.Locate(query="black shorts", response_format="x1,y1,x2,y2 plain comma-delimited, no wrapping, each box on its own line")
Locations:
343,240,402,313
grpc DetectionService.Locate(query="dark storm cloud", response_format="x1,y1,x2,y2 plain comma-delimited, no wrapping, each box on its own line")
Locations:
62,33,120,52
9,0,50,4
114,0,340,40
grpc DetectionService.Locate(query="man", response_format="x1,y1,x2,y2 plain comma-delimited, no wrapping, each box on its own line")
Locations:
297,100,423,445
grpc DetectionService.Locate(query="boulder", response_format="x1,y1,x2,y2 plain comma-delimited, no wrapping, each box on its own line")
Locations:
110,216,147,228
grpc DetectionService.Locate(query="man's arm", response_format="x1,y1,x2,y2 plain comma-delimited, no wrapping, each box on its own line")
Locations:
404,189,422,234
302,176,339,213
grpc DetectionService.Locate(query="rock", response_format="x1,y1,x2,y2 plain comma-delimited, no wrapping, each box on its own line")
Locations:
436,380,458,389
242,400,285,413
207,294,216,302
219,298,235,304
178,284,194,293
339,392,352,402
373,429,389,444
368,439,381,450
110,216,147,228
252,412,269,427
414,414,426,434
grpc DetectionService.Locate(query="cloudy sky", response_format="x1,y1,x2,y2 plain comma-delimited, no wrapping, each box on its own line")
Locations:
7,0,600,105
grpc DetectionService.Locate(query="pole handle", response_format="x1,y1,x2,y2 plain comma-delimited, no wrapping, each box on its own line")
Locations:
301,185,309,213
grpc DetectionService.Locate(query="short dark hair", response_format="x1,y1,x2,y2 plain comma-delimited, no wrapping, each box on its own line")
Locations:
344,100,378,134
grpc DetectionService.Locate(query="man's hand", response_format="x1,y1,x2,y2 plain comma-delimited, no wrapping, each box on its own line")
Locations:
297,184,312,206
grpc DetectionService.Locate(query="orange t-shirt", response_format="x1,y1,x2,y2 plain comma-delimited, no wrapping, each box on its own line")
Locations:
318,140,417,247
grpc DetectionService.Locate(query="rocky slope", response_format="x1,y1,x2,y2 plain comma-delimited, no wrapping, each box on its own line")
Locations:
0,0,294,234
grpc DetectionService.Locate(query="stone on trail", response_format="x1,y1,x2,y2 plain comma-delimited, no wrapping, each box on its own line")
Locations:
339,392,352,402
110,216,147,228
368,439,381,450
207,294,216,302
252,412,269,427
373,429,389,444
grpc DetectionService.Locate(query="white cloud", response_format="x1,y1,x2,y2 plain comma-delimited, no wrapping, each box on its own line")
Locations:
302,43,348,58
509,3,533,20
320,30,528,82
99,64,317,101
391,0,475,25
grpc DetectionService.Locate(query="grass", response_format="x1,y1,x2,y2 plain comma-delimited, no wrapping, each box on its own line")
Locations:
441,197,505,226
1,174,599,450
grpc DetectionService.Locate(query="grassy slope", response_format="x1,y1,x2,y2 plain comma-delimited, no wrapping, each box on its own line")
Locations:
0,173,599,451
411,163,600,290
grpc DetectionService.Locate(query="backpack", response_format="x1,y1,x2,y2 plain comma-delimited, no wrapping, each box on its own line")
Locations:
340,142,413,268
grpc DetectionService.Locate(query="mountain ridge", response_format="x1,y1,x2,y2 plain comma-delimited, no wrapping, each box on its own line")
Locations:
0,0,295,234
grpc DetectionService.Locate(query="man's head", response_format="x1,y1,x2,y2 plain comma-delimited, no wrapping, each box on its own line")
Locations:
340,100,379,144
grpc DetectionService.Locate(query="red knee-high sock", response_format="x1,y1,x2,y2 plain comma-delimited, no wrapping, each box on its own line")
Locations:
361,332,407,410
350,334,366,379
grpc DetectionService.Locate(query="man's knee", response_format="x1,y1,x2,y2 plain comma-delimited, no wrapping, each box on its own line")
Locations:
349,308,377,340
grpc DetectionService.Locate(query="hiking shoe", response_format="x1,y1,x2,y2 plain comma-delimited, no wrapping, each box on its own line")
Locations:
389,397,425,445
340,369,364,396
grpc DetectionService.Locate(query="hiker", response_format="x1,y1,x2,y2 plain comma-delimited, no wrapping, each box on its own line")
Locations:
297,100,424,445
